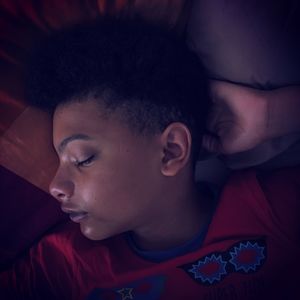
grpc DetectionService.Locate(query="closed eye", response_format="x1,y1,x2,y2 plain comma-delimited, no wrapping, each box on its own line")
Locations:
76,155,95,167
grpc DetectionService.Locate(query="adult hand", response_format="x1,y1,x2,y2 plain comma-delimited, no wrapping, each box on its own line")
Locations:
203,81,269,155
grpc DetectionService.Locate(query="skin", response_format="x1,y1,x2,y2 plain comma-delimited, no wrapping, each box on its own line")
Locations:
50,97,212,251
203,81,300,155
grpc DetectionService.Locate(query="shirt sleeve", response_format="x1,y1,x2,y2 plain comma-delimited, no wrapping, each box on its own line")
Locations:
0,229,76,300
256,165,300,243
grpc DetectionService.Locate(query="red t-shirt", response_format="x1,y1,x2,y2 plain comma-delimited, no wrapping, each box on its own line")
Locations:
1,167,300,300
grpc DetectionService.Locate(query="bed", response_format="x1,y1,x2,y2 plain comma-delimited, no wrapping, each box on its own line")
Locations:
1,0,300,274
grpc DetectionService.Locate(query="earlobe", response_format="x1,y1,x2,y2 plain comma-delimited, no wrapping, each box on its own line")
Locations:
160,123,192,176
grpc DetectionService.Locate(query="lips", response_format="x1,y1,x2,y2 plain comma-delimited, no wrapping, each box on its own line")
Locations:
69,212,88,223
61,206,88,223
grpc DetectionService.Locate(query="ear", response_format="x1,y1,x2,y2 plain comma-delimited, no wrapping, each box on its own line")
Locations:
160,122,192,176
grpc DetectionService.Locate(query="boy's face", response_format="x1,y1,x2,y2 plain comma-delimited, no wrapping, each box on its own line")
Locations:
50,98,164,240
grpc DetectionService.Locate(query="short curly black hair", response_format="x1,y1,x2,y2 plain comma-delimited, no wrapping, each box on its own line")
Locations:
25,17,211,161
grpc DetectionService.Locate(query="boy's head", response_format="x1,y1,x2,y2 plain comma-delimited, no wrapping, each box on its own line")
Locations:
26,18,211,242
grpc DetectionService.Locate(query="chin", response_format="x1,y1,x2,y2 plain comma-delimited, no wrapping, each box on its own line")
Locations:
79,223,115,241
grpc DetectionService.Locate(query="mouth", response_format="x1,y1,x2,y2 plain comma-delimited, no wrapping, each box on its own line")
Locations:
61,206,88,223
69,211,88,223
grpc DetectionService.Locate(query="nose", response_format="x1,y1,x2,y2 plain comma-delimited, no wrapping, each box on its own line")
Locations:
49,173,74,203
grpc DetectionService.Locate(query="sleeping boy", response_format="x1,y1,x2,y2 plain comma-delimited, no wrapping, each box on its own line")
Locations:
1,17,300,300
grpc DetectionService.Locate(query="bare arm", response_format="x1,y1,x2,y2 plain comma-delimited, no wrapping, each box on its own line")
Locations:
266,85,300,139
203,81,300,154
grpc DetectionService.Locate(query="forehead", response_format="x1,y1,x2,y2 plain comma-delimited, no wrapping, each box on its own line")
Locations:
54,99,107,129
52,99,123,146
52,99,158,155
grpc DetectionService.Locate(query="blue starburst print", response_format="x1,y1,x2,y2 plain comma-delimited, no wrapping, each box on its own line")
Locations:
229,241,265,273
188,254,227,284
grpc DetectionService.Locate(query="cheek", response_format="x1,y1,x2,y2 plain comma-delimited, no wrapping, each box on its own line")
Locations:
82,167,154,219
78,169,140,212
78,146,160,214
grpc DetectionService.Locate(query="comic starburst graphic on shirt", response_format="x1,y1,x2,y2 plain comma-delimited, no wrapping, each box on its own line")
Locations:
188,254,227,284
117,287,134,300
229,241,265,273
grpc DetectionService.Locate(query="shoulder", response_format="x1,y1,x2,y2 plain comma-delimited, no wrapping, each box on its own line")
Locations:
222,165,300,203
8,221,127,298
218,166,300,242
256,165,300,190
37,221,122,264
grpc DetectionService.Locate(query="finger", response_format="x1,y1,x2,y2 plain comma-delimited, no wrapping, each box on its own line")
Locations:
202,134,221,154
209,80,239,104
209,80,220,103
206,109,216,132
206,105,224,133
209,80,228,103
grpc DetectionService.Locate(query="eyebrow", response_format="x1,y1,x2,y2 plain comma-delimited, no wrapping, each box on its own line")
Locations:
57,134,93,154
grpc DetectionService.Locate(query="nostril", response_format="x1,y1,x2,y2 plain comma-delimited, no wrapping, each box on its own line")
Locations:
52,190,69,202
57,192,67,201
49,187,64,201
57,192,64,198
49,179,74,202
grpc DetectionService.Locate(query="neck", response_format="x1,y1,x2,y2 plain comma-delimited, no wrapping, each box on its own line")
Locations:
131,177,212,251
